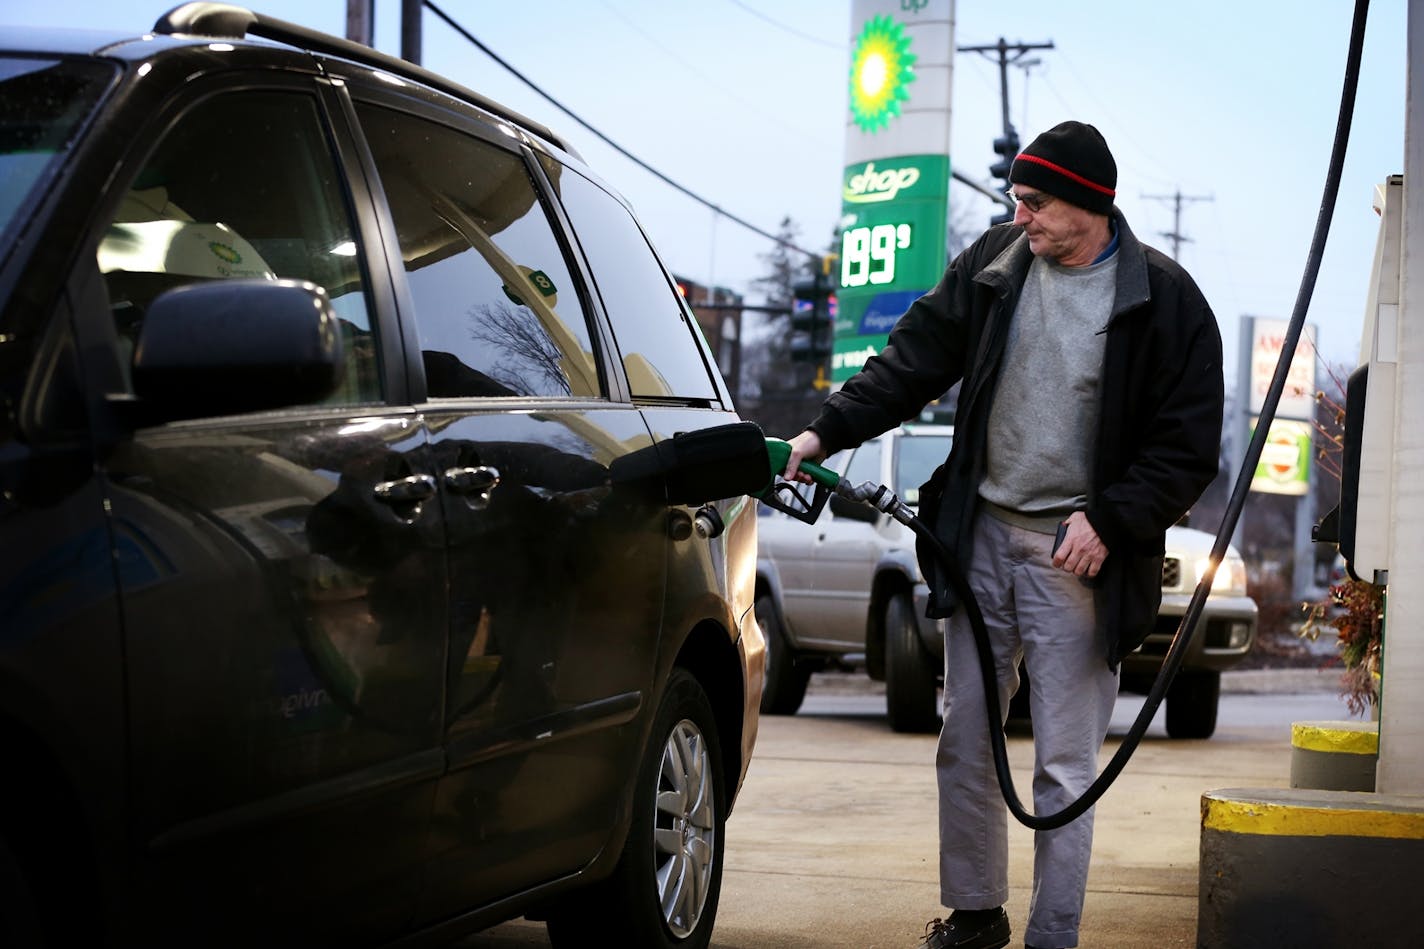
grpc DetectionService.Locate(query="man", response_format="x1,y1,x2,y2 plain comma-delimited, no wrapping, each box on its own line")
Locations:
782,121,1224,949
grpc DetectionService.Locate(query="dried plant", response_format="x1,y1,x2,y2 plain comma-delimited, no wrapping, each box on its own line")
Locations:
1300,579,1384,715
1295,358,1385,716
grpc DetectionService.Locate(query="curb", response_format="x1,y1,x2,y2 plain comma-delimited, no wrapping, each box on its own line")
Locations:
1220,667,1341,694
1199,788,1424,947
806,667,1346,697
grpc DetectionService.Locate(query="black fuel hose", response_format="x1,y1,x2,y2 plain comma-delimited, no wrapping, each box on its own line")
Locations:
890,0,1370,830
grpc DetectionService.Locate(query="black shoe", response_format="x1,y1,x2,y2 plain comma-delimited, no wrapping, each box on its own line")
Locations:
916,908,1010,949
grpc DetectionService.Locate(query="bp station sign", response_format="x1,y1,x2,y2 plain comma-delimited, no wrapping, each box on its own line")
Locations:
834,0,954,383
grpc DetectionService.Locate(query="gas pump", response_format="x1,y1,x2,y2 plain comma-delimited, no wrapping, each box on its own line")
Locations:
1199,10,1424,947
1310,54,1424,794
1314,175,1402,585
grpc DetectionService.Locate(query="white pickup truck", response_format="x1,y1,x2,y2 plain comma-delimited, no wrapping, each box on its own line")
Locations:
755,424,1259,737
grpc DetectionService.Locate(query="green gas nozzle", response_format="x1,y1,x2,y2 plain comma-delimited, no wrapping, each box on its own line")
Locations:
756,438,838,525
763,438,840,490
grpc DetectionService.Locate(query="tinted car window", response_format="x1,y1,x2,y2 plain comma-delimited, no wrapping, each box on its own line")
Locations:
0,57,114,255
96,90,379,405
551,167,719,402
356,103,599,400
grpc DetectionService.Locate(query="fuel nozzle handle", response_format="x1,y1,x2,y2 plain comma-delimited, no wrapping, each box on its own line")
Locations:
763,438,840,490
754,439,838,524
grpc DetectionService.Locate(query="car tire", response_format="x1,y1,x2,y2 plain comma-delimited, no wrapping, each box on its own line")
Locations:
546,669,726,949
885,591,940,734
756,592,810,716
1165,669,1220,739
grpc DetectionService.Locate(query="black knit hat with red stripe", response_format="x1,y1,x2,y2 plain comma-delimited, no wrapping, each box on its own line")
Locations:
1010,121,1117,215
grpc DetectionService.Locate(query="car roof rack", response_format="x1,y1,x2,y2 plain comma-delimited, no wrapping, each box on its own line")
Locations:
151,2,575,156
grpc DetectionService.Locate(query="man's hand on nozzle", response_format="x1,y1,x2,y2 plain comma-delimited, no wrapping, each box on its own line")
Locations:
783,430,825,484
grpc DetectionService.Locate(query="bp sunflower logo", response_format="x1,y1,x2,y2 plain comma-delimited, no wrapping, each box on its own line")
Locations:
208,241,243,265
849,15,917,134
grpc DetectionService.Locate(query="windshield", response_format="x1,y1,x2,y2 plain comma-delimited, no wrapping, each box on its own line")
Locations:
0,56,115,252
894,434,952,504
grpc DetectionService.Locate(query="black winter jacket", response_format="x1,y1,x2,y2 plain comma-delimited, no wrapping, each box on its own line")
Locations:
807,211,1224,667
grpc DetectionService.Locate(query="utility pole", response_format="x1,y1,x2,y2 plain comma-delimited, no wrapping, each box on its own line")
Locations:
345,0,373,46
956,38,1055,223
1142,189,1213,260
401,0,422,65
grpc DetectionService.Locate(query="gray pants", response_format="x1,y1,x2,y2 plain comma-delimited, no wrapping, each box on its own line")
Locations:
937,513,1119,949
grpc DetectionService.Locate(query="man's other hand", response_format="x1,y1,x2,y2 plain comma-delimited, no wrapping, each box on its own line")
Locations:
1052,510,1109,577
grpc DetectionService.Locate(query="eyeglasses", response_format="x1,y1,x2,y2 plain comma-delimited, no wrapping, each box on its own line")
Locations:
1006,189,1055,213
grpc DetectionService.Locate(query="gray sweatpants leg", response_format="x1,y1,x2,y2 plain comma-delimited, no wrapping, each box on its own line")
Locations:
936,514,1119,949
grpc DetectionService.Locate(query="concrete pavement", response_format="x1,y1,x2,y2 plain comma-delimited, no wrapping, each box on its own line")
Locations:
460,668,1360,948
711,672,1356,949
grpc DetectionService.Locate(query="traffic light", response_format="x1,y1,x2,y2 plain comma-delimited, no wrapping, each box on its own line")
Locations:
790,269,835,364
989,130,1020,182
989,130,1020,225
674,274,704,305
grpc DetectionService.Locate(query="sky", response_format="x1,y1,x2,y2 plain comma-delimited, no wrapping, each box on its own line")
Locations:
3,0,1409,382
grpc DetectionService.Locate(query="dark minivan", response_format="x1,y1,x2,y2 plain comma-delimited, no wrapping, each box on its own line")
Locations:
0,6,765,947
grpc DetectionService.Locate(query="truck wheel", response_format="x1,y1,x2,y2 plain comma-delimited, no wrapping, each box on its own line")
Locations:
1165,670,1220,739
756,592,809,715
885,591,940,734
546,669,725,949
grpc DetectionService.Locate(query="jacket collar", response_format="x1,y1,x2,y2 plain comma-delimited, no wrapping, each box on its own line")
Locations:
974,227,1034,291
973,209,1153,320
1110,209,1152,318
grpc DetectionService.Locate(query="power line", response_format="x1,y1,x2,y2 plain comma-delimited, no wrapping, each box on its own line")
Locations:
421,0,822,260
724,0,844,50
593,0,835,149
1053,51,1177,188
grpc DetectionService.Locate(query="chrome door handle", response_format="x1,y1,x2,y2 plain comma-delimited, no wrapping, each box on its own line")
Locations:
443,465,500,496
373,473,438,504
444,465,500,510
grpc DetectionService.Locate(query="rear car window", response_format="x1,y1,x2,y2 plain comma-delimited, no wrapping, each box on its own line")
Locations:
549,166,720,403
355,103,600,400
894,434,952,503
0,56,115,262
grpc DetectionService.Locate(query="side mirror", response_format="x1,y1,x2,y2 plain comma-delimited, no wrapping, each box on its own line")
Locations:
130,278,342,422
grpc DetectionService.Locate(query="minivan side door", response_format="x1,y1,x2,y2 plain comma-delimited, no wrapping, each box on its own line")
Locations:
346,89,671,917
73,73,444,943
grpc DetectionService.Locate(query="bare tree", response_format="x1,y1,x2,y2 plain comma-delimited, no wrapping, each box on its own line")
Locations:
947,181,989,261
737,217,834,437
749,215,801,309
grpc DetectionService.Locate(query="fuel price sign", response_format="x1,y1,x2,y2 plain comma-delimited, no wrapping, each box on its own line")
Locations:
832,153,949,381
840,222,913,287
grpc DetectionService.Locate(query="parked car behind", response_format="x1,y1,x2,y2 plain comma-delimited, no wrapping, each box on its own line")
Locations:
0,7,764,948
755,424,1257,737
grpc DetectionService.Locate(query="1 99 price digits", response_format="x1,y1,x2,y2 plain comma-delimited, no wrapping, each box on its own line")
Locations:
840,222,912,288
